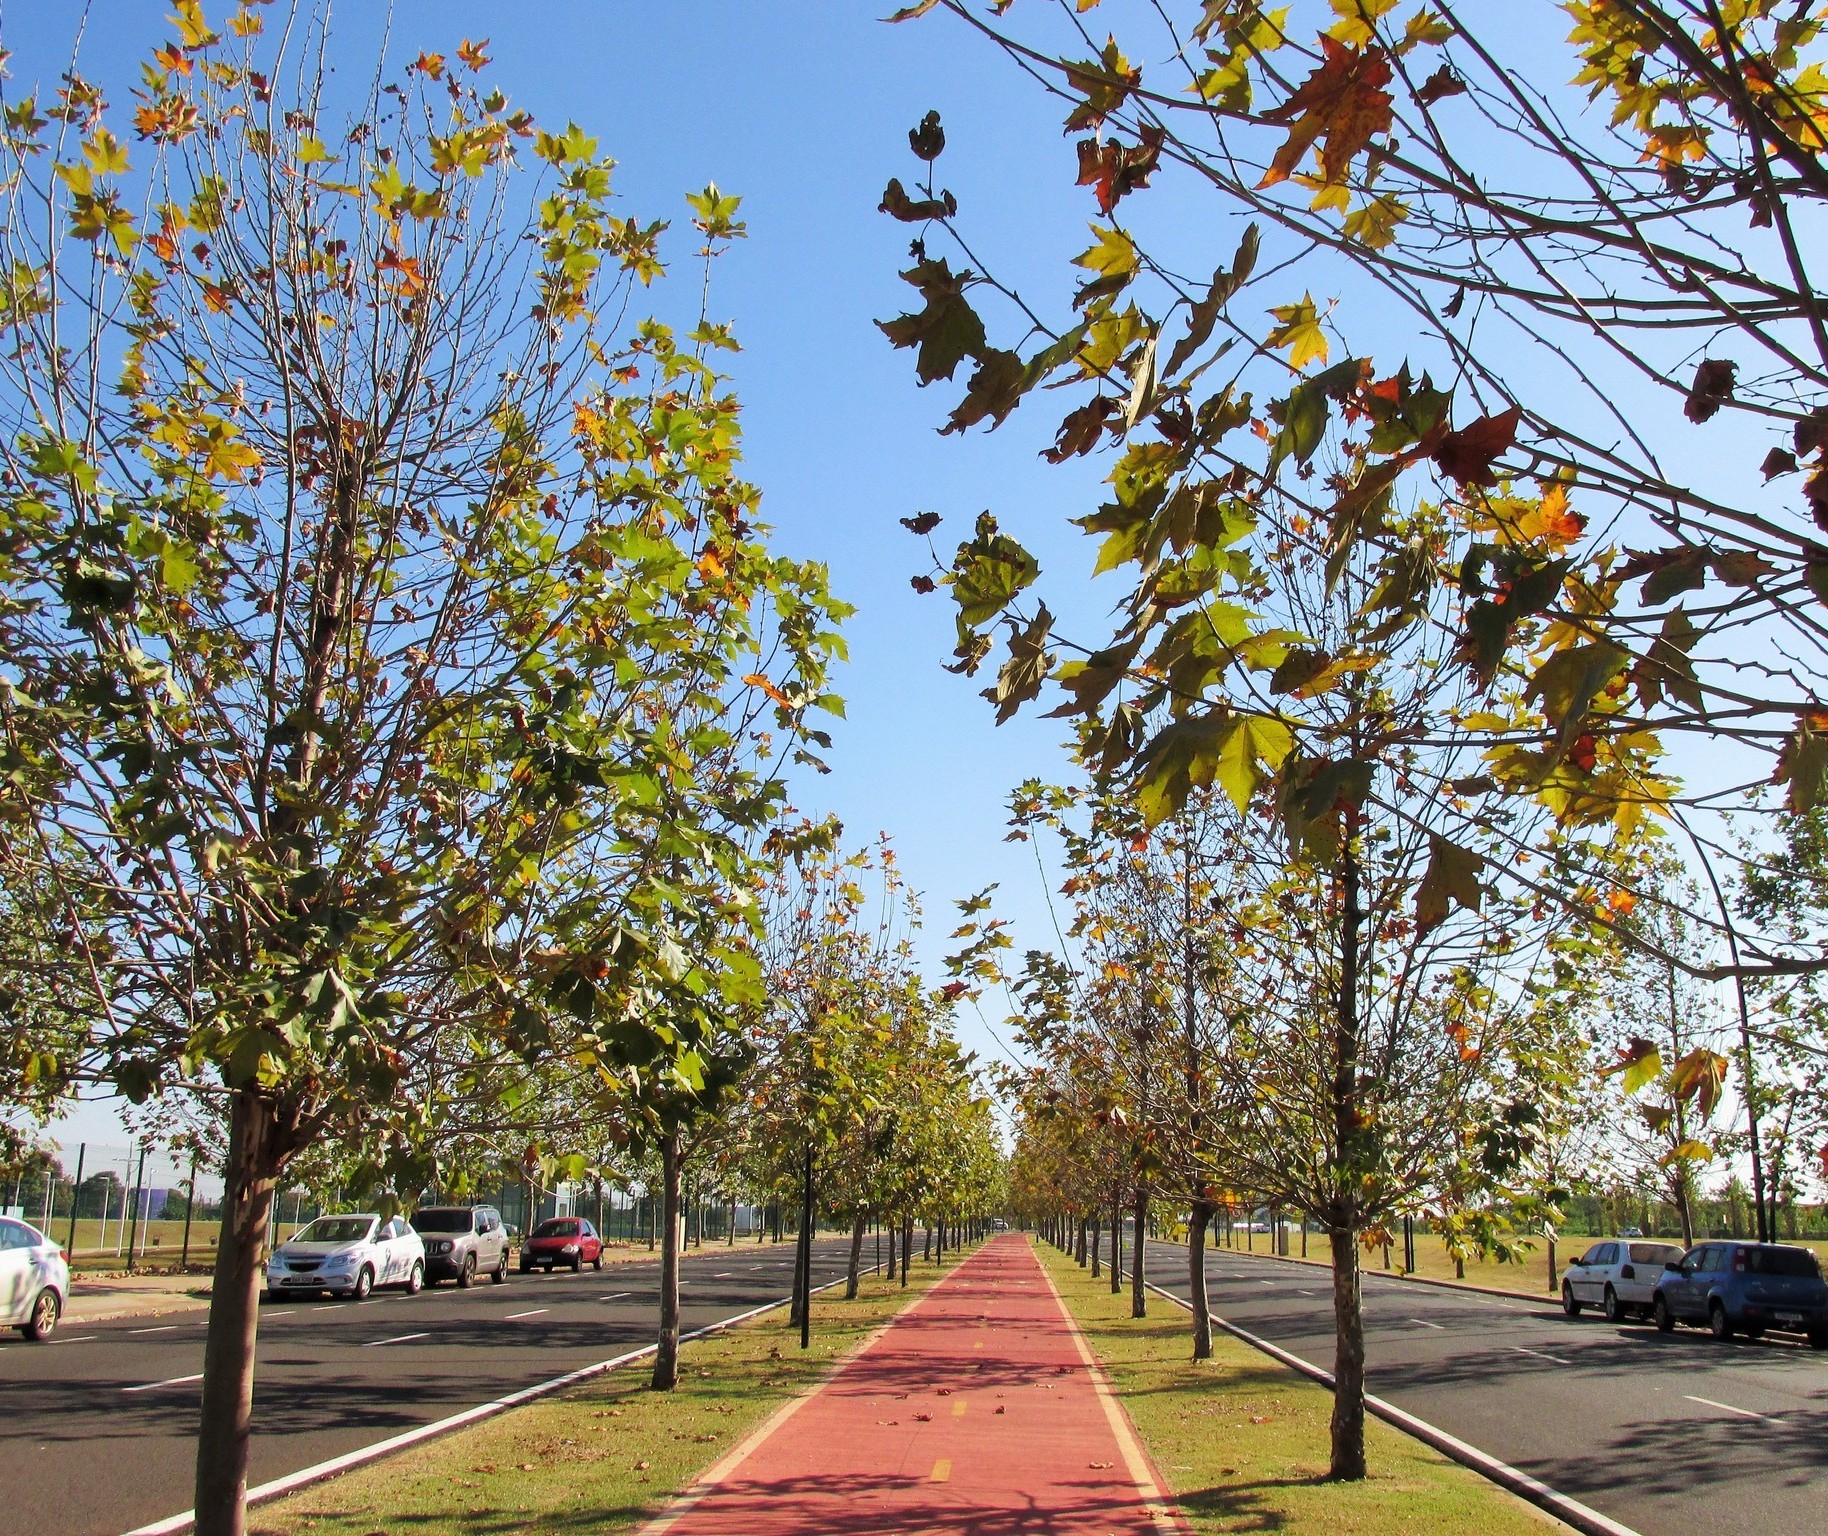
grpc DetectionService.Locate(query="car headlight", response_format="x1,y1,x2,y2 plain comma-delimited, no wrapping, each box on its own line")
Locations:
429,1240,451,1254
560,1242,580,1254
322,1252,354,1271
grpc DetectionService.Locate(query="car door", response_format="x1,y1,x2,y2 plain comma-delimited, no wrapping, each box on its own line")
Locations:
384,1217,411,1281
1586,1243,1620,1301
0,1220,30,1322
479,1210,503,1268
1673,1245,1715,1318
1569,1243,1606,1301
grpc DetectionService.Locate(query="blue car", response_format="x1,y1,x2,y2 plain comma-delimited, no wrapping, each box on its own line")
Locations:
1651,1241,1828,1345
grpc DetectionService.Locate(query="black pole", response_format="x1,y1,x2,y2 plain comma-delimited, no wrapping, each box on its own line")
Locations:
65,1143,85,1256
124,1144,146,1273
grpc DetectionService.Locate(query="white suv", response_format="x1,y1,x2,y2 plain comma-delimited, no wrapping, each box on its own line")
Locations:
1562,1237,1688,1321
1,1217,69,1340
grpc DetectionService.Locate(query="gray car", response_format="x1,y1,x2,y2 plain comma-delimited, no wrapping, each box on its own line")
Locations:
411,1205,510,1287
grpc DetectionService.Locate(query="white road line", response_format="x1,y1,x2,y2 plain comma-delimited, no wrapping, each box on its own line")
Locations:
124,1373,204,1394
599,1292,631,1302
1685,1394,1776,1423
50,1335,98,1344
130,1325,179,1335
1411,1318,1446,1330
503,1308,547,1320
363,1332,429,1348
1259,1279,1276,1286
714,1271,734,1278
1507,1345,1570,1365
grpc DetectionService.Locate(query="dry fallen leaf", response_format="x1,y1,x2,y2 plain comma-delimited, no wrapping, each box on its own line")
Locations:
994,1406,1007,1416
1089,1460,1114,1469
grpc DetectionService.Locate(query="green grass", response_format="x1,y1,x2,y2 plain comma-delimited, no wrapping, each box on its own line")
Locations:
251,1256,958,1536
1042,1243,1565,1535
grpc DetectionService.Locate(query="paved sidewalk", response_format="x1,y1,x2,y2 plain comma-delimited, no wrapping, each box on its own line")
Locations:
647,1233,1182,1536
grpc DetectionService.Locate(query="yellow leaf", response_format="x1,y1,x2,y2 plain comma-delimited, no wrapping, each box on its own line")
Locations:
1266,293,1330,370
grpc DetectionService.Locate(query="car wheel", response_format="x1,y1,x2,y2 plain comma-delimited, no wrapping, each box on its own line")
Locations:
571,1254,583,1273
405,1261,423,1295
457,1254,476,1289
1604,1285,1625,1323
1653,1294,1675,1332
492,1251,508,1284
352,1266,374,1301
20,1288,60,1341
1708,1301,1733,1341
1561,1283,1582,1317
592,1253,603,1272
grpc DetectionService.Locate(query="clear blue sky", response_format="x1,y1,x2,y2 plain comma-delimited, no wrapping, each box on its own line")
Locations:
4,0,1126,1149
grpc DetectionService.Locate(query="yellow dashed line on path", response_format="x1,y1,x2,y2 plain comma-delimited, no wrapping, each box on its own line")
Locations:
930,1458,952,1483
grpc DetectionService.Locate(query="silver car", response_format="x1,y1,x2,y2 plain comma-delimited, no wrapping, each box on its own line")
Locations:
1562,1236,1687,1321
266,1213,425,1300
1,1216,69,1340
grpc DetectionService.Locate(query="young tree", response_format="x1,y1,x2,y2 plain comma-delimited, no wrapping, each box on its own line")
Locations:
0,10,844,1533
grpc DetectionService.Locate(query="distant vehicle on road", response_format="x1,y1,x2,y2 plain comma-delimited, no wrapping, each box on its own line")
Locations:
1,1216,68,1340
1619,1226,1644,1238
1651,1241,1828,1345
412,1205,510,1288
266,1213,425,1300
1561,1237,1686,1321
521,1216,603,1273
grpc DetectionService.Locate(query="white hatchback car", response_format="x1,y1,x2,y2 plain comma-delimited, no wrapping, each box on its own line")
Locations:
1,1216,69,1340
266,1213,424,1301
1562,1236,1688,1321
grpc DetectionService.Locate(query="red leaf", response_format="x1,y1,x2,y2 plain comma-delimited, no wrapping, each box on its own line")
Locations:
1430,405,1522,487
1076,126,1164,214
1684,359,1736,423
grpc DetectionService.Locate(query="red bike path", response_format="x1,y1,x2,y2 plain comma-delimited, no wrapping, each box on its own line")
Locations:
644,1232,1184,1535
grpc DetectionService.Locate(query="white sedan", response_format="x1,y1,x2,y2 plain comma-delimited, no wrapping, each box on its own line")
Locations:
1562,1236,1688,1321
1,1216,69,1340
266,1213,424,1300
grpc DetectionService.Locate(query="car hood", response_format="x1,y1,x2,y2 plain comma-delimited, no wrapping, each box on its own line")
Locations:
274,1241,364,1260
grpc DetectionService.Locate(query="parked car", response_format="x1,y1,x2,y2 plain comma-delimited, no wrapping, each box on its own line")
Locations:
1651,1240,1828,1345
411,1205,510,1287
1,1216,69,1341
521,1216,603,1273
266,1213,425,1300
1561,1237,1687,1321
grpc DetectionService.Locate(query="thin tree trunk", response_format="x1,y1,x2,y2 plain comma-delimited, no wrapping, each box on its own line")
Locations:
193,1089,284,1536
1188,1198,1214,1360
901,1217,912,1286
728,1198,737,1246
1090,1217,1101,1279
886,1217,896,1282
1076,1215,1087,1266
1327,828,1368,1481
793,1145,815,1348
845,1208,868,1299
651,1130,682,1390
1329,1223,1367,1480
1131,1186,1148,1318
1110,1190,1123,1294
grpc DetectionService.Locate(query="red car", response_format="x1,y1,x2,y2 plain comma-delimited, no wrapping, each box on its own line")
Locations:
521,1216,603,1273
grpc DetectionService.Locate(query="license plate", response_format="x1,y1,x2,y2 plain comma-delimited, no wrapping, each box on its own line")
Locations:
1775,1313,1802,1327
285,1276,316,1285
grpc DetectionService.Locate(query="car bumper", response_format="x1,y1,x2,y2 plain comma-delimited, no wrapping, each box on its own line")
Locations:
1736,1302,1828,1332
268,1272,357,1290
423,1254,471,1279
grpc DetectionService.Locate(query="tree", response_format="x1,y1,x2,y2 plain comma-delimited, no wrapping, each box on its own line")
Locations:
0,10,844,1534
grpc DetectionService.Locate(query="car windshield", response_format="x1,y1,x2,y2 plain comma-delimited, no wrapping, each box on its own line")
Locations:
1631,1243,1685,1266
411,1210,474,1233
1743,1246,1822,1278
292,1216,373,1245
533,1219,579,1238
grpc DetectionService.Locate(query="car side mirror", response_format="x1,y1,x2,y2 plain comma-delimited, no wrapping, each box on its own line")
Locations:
1664,1261,1682,1273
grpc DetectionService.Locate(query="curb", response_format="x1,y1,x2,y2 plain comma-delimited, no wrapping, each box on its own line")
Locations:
1106,1259,1645,1536
121,1259,913,1536
1162,1237,1553,1307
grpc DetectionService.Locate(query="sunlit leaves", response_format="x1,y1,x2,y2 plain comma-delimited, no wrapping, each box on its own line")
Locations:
1415,835,1485,934
1258,36,1394,188
1265,293,1329,369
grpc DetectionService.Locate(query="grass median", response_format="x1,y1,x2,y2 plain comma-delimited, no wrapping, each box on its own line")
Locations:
1042,1243,1567,1535
251,1253,958,1536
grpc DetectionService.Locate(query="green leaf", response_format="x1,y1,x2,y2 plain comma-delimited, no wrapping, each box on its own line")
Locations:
1525,642,1628,739
1266,293,1328,369
879,258,986,385
1415,834,1485,934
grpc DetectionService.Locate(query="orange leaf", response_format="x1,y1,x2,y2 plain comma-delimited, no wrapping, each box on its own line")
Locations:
1259,38,1393,189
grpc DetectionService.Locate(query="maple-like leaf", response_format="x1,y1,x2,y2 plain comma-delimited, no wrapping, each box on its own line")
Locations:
1076,126,1164,214
1684,358,1736,423
1430,404,1521,486
1266,294,1330,370
1259,38,1394,188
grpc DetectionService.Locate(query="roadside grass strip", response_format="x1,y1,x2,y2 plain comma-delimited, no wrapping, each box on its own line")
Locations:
1039,1246,1568,1536
247,1258,962,1536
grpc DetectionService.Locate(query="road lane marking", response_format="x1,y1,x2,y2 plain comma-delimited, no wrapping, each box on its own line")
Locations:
714,1271,734,1278
1411,1318,1445,1330
1685,1394,1775,1423
263,1311,296,1320
599,1292,631,1302
130,1325,179,1335
1506,1346,1569,1365
504,1308,548,1320
929,1458,952,1483
124,1372,204,1393
49,1335,98,1344
363,1332,429,1348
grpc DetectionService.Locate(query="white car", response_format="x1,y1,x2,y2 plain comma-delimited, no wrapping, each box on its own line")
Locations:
1,1216,69,1340
266,1213,424,1300
1562,1236,1688,1321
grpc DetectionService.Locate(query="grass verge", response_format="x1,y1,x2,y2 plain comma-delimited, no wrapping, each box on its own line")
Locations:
1041,1243,1566,1535
252,1255,958,1536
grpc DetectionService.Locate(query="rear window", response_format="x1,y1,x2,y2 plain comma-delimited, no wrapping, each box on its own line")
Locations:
1739,1246,1822,1278
1631,1243,1684,1266
411,1210,474,1234
533,1219,580,1238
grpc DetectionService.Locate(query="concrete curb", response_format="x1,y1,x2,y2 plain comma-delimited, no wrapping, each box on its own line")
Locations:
120,1259,916,1536
1103,1256,1645,1536
1175,1237,1553,1307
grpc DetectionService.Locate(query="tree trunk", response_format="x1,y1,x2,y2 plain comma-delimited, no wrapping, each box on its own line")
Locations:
886,1217,896,1282
1076,1215,1087,1266
1090,1217,1101,1279
792,1144,814,1349
728,1198,737,1246
1188,1198,1214,1360
1130,1186,1148,1318
1110,1190,1124,1294
1328,1222,1367,1481
193,1089,285,1536
650,1130,683,1391
900,1217,912,1286
845,1208,868,1299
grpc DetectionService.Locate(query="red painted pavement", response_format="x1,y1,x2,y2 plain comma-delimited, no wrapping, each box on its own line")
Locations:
646,1233,1182,1535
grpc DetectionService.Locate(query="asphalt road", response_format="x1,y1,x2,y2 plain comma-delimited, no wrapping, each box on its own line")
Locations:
1,1236,864,1536
1132,1236,1828,1536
